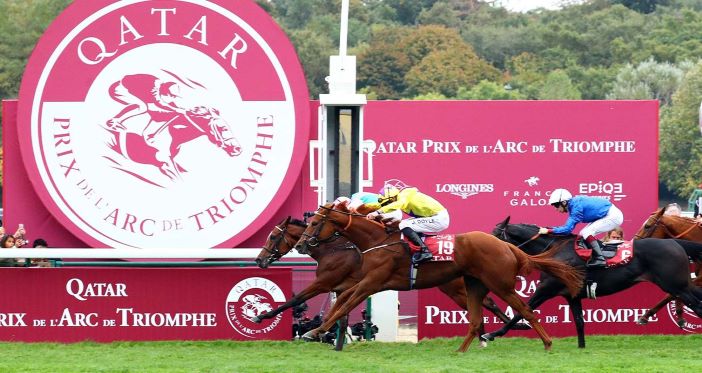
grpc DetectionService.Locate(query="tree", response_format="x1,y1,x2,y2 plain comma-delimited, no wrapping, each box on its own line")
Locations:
455,80,526,100
607,58,689,106
404,46,501,97
357,27,413,99
537,70,582,99
612,0,670,14
288,29,336,98
659,61,702,198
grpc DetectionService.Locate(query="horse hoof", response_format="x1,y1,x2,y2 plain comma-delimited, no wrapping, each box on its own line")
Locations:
636,318,648,326
251,316,262,324
480,333,495,341
677,319,686,328
301,331,320,342
479,340,488,348
513,323,532,330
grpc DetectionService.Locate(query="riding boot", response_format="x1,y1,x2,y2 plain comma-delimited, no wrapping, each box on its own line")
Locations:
584,236,606,268
402,227,432,264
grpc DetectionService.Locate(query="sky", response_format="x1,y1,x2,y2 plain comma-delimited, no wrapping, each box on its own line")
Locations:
496,0,587,12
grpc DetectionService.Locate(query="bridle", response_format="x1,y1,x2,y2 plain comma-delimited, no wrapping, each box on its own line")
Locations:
260,222,296,264
635,213,700,239
299,205,400,254
494,224,555,251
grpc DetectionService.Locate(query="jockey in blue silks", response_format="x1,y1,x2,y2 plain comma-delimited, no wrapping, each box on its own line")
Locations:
538,188,623,268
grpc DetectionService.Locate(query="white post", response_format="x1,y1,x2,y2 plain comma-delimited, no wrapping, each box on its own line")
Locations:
370,290,399,342
339,0,349,58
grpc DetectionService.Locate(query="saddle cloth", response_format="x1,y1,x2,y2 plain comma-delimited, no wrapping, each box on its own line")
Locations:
574,238,633,268
403,233,455,262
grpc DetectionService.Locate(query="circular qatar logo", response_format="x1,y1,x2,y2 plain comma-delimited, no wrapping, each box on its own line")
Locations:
666,302,702,333
226,277,286,338
18,0,309,248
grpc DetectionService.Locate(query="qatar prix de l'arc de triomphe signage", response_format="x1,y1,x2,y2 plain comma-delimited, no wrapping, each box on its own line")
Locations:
17,0,310,249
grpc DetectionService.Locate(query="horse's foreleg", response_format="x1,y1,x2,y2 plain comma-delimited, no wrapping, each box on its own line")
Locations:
301,284,359,342
457,276,489,352
334,313,349,351
306,281,384,346
253,279,331,323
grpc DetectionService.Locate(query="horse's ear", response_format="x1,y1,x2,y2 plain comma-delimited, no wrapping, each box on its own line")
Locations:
337,200,351,211
498,216,510,228
654,207,666,218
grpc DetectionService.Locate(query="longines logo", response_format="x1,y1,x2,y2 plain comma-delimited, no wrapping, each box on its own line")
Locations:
435,183,494,199
18,0,309,248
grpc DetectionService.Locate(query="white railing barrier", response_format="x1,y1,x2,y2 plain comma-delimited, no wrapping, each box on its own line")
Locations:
0,248,309,259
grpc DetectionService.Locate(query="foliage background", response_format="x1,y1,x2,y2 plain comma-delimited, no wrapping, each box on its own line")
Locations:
2,0,702,204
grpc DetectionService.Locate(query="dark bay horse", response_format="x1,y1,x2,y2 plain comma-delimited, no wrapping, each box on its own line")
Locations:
485,216,702,348
253,216,523,350
635,208,702,325
293,203,584,352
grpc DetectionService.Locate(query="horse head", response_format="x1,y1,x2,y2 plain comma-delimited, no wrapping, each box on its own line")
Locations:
492,217,569,255
295,201,388,255
255,216,308,268
634,207,668,239
294,203,344,255
186,106,242,157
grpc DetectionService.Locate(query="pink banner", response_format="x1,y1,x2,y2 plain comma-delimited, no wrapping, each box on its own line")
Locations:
0,268,292,342
362,100,663,338
418,273,700,339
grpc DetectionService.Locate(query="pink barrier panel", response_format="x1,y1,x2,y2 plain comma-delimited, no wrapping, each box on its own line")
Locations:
0,267,292,342
362,100,665,337
418,273,701,339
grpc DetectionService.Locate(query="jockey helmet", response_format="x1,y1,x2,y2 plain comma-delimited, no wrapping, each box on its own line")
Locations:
378,179,408,195
548,188,572,206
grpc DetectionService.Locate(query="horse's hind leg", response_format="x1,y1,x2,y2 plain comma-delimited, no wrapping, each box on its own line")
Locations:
637,294,675,325
498,291,552,351
457,276,488,353
672,286,702,320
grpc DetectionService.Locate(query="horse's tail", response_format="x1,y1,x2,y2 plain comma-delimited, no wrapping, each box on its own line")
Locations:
506,243,584,297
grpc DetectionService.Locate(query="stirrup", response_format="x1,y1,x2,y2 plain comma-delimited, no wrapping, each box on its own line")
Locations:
412,251,432,264
587,257,606,269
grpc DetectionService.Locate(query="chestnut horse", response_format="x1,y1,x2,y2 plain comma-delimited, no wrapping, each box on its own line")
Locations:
253,216,523,350
635,208,702,326
484,217,702,348
294,203,583,352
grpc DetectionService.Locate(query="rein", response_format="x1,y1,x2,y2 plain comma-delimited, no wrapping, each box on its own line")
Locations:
495,225,556,251
636,214,702,239
305,205,405,255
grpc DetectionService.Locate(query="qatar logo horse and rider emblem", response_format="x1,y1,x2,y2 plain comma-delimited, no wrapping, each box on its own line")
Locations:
226,277,287,338
103,71,242,185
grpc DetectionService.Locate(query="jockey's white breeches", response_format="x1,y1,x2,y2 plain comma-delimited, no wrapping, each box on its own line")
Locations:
398,209,450,233
579,205,624,238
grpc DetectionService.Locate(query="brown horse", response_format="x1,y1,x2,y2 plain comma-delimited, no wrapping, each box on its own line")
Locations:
253,216,524,350
294,202,584,351
635,207,702,326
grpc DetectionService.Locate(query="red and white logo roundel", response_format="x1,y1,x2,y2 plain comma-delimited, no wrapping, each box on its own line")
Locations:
18,0,309,248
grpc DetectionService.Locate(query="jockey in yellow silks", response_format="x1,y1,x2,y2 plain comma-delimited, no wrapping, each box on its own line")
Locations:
366,179,450,264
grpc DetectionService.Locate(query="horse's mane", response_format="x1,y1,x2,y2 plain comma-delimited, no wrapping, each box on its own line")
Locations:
289,218,307,227
663,214,699,224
